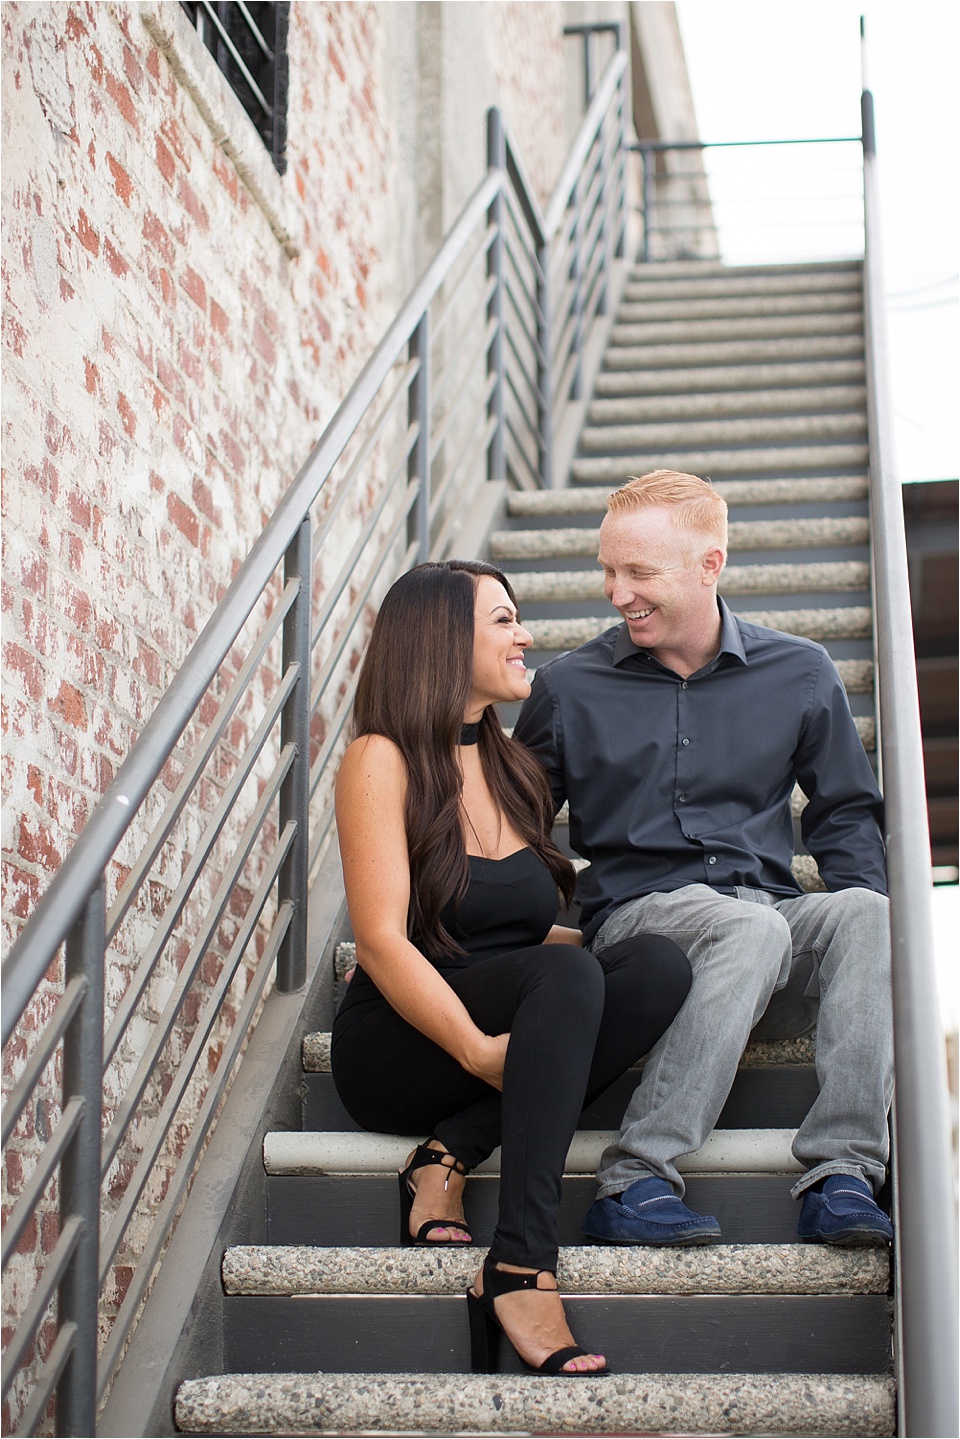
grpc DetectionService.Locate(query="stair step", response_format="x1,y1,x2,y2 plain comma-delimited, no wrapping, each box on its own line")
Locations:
305,1021,815,1069
492,517,869,561
506,476,869,516
610,313,863,348
580,412,866,454
176,1370,895,1434
571,444,869,483
263,1129,804,1177
602,334,864,371
626,256,862,282
510,561,870,602
222,1243,888,1297
524,606,873,650
617,293,862,324
594,357,866,396
588,384,867,423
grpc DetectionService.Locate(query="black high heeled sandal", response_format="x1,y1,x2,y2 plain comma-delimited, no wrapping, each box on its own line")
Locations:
398,1142,473,1247
466,1254,609,1375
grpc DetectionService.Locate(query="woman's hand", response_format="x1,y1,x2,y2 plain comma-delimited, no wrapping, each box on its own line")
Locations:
544,924,582,946
462,1031,510,1090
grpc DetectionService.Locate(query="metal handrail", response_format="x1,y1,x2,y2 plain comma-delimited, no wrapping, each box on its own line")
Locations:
2,30,630,1434
859,79,959,1439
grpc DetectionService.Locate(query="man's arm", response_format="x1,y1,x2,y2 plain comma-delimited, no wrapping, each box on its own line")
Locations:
514,668,566,811
795,654,887,894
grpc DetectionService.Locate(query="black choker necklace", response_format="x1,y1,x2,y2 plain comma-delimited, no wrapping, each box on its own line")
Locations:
459,721,481,745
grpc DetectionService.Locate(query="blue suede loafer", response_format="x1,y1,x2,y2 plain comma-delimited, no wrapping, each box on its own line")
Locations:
797,1173,893,1246
582,1175,722,1247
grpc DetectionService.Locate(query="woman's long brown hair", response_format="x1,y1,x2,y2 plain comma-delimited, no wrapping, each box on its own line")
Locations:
351,560,575,958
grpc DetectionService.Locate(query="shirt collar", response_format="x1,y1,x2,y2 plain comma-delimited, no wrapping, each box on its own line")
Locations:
611,597,747,669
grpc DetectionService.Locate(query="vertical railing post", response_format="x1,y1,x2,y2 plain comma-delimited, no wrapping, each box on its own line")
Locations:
614,47,627,260
486,110,506,485
582,30,594,107
57,883,105,1437
407,313,431,560
596,104,610,318
569,175,584,401
276,516,311,992
536,238,553,488
640,143,654,263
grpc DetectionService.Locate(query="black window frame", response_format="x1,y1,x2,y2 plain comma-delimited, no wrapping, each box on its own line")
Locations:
180,2,289,174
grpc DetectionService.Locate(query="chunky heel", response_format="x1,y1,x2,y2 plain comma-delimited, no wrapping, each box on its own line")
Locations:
466,1288,500,1373
398,1141,473,1248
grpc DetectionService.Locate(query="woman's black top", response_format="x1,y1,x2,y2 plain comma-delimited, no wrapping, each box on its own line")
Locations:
334,847,560,1033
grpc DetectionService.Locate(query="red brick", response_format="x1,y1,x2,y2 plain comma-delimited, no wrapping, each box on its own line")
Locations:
106,152,134,205
252,320,275,366
83,356,102,397
20,552,47,596
122,44,143,95
76,208,99,257
142,209,174,267
181,266,206,312
104,236,128,277
155,134,175,185
4,643,43,701
160,115,190,167
50,680,87,729
209,299,229,337
117,392,137,438
105,71,139,134
328,39,346,83
178,174,209,232
212,148,238,203
167,492,199,548
192,476,221,525
18,816,63,871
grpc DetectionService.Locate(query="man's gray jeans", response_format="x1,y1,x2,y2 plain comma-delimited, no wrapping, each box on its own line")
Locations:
591,884,893,1200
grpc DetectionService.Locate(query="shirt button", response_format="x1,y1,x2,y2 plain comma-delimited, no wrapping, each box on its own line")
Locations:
677,794,687,803
707,855,718,865
681,681,689,689
681,737,690,747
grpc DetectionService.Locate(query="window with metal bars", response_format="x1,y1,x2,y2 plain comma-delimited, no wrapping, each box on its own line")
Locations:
181,2,289,174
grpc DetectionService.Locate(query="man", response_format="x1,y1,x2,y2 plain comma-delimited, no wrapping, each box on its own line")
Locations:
514,470,894,1247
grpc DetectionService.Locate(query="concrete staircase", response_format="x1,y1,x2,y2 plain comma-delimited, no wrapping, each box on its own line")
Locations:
174,259,894,1435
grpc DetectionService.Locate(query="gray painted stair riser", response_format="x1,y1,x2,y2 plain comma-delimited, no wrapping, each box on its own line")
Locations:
175,1370,895,1438
588,384,867,422
580,412,867,452
509,561,870,602
602,335,864,369
571,444,870,482
610,313,864,346
616,292,863,322
524,606,873,649
594,358,866,395
222,1243,888,1296
624,256,861,281
491,517,869,559
507,476,869,514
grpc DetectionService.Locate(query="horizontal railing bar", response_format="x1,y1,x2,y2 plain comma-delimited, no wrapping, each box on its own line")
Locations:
501,188,545,285
1,1215,83,1399
101,663,298,1071
544,51,626,237
100,742,295,1177
504,360,545,447
11,1320,77,1439
234,0,273,61
502,236,545,333
1,977,86,1148
95,898,293,1398
311,439,417,649
550,299,578,381
429,323,498,469
428,375,497,522
430,228,497,346
2,170,503,1034
194,0,271,114
1,1096,84,1271
98,823,295,1283
310,487,416,718
105,580,296,944
430,410,498,555
633,135,862,153
504,410,541,488
309,360,419,571
552,337,582,420
503,293,547,394
504,138,546,249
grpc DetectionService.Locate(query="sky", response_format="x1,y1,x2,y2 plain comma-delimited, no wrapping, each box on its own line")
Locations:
674,2,958,1028
674,0,960,484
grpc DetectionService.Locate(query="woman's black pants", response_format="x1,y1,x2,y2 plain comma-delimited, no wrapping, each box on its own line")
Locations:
331,937,691,1271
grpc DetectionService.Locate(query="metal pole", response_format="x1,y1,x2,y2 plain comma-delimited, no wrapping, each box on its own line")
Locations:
570,174,584,401
277,516,311,992
640,144,654,263
536,240,553,488
860,52,959,1437
583,30,593,107
614,53,627,260
57,884,104,1437
596,104,610,318
486,109,506,485
407,313,431,559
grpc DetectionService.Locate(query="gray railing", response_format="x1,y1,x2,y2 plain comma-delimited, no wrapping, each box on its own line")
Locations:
0,33,628,1436
859,75,959,1439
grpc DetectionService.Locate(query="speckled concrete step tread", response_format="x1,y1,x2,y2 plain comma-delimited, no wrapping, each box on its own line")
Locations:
509,561,870,602
609,314,863,347
571,444,869,483
616,293,862,324
222,1243,888,1297
602,335,864,370
507,477,869,515
524,607,873,650
588,385,867,424
580,412,866,454
263,1129,804,1177
305,1021,815,1070
625,257,861,283
594,358,866,396
174,1370,895,1436
491,517,869,560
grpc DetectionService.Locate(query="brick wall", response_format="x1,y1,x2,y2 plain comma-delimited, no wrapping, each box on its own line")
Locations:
0,1,601,1423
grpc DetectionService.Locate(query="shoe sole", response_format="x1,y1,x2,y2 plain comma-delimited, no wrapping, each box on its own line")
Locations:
582,1230,722,1247
799,1230,892,1247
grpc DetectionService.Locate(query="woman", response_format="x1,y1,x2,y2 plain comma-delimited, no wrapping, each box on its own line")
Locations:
331,560,691,1376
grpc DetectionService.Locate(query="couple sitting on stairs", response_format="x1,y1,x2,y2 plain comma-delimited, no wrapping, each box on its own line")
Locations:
330,469,893,1378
